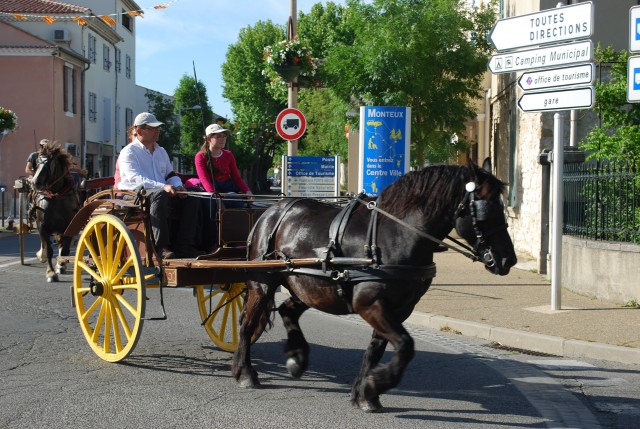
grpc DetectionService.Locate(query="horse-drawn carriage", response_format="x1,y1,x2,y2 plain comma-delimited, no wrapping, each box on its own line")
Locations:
23,146,517,412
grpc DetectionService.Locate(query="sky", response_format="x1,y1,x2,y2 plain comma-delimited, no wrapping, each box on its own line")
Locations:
135,0,348,121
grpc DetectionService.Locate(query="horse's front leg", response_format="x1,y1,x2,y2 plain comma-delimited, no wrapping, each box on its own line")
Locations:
350,331,387,412
355,301,415,413
231,280,275,388
55,235,72,275
39,232,58,283
277,296,309,378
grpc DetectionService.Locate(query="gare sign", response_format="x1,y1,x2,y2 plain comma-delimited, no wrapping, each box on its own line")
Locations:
489,2,593,52
517,87,594,113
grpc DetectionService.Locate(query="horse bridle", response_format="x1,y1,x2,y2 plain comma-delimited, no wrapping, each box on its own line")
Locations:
359,181,507,266
452,182,508,268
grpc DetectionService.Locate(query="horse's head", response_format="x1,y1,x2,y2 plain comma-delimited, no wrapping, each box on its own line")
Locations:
32,145,71,192
454,158,517,275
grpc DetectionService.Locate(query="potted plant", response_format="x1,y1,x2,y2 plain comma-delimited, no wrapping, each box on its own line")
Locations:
262,37,318,100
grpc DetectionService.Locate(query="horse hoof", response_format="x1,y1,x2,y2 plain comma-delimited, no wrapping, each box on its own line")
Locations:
359,398,383,413
238,377,260,389
47,275,59,283
286,357,304,378
36,250,46,263
56,266,66,275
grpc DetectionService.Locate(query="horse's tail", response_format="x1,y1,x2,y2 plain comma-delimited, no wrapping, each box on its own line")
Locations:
239,287,275,339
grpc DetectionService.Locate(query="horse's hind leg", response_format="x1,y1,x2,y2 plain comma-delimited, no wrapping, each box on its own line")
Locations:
354,302,415,412
350,331,388,412
277,296,310,378
231,280,276,388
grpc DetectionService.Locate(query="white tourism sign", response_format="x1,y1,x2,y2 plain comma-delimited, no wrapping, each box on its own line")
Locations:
630,6,640,53
489,2,593,52
518,87,594,113
488,40,592,74
518,63,594,92
626,56,640,102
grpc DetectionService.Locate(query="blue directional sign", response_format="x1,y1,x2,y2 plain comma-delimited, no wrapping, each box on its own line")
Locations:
283,155,339,197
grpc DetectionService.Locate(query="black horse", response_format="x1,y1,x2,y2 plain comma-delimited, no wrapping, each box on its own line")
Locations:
231,159,517,412
31,145,80,282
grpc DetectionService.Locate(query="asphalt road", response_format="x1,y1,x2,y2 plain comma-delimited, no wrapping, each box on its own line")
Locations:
1,233,639,428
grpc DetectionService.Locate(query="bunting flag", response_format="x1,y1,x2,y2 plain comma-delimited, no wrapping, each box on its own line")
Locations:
0,0,178,24
100,15,116,26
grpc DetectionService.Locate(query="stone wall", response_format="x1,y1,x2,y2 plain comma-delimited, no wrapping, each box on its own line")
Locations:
562,236,640,304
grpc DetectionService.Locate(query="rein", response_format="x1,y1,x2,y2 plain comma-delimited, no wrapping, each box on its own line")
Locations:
355,198,481,263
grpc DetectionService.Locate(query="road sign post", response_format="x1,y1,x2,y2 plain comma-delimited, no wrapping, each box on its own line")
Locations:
487,1,595,311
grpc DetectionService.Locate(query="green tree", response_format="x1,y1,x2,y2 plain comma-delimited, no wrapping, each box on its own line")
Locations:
580,46,640,164
322,0,496,165
222,21,288,192
298,89,350,157
174,75,214,171
145,90,180,161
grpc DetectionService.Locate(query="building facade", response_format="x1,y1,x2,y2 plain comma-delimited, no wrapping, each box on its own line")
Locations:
472,0,637,274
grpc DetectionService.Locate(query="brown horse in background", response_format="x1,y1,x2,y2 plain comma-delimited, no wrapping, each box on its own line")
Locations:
31,145,80,282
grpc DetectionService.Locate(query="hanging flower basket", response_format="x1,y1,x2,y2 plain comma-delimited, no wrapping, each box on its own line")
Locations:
262,37,319,101
0,106,18,135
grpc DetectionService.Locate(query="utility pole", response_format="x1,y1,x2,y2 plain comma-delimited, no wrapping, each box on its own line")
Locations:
287,0,298,156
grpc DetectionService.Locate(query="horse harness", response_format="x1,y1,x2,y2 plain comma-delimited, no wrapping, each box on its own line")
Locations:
254,197,438,312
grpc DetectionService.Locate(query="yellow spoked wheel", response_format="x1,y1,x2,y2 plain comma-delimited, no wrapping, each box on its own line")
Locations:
73,214,145,362
195,283,248,352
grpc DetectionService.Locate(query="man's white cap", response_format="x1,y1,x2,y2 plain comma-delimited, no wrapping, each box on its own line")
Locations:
205,123,229,136
134,112,163,127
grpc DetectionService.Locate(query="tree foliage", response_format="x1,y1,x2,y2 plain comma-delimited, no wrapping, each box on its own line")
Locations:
319,0,496,165
144,90,180,161
222,21,289,191
173,76,214,171
580,46,640,165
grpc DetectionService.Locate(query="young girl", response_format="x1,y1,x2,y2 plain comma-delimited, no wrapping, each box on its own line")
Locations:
194,123,252,198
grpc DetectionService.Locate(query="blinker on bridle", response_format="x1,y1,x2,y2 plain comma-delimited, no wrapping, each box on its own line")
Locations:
452,181,510,268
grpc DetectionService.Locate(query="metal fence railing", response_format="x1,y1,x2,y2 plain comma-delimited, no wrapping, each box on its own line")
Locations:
564,159,639,244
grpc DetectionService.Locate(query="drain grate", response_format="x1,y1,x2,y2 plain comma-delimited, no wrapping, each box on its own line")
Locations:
485,342,559,357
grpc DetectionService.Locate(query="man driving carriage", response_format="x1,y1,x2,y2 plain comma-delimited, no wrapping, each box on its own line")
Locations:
117,112,203,260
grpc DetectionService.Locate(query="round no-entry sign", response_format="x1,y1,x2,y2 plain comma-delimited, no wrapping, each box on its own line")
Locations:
276,108,306,140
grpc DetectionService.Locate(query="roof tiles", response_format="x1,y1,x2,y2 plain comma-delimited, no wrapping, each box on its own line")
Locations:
0,0,89,14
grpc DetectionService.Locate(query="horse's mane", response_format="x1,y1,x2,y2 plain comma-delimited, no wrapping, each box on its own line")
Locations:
40,144,72,167
377,163,506,222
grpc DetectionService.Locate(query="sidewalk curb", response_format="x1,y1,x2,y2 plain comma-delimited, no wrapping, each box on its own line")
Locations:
407,311,640,366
